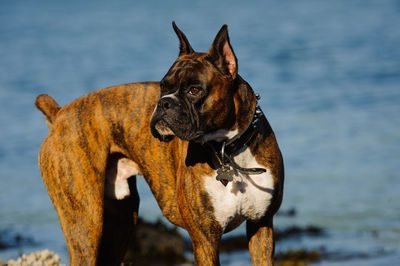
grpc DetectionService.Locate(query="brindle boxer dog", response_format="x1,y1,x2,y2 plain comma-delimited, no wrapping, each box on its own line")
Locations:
36,22,284,265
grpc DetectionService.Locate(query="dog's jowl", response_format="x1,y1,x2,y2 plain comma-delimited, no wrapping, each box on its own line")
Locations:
36,22,284,266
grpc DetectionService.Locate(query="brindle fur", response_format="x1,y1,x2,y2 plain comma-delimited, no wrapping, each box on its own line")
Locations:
36,23,283,265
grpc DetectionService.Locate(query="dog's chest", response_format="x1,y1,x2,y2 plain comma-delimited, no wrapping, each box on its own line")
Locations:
203,148,274,231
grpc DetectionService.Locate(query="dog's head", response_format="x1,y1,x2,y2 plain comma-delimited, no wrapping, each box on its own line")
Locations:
150,22,241,142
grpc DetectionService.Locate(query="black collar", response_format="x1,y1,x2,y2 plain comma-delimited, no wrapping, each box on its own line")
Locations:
203,101,267,186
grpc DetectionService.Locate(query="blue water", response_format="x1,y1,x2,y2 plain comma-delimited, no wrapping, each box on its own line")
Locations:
1,0,399,265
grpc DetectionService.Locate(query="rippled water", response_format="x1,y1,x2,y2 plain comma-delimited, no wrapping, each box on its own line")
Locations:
1,0,399,264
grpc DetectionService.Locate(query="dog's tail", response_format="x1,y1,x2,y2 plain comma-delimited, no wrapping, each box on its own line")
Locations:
35,94,61,129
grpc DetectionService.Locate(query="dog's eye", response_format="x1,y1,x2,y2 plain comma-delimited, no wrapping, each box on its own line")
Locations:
188,86,202,96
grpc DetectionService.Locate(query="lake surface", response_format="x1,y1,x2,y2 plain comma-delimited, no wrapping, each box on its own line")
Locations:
1,0,399,264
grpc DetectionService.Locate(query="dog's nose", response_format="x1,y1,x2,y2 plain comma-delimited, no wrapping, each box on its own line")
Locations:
158,97,175,110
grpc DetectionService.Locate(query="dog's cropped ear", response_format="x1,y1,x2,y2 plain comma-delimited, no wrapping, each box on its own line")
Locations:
172,21,195,56
205,25,238,79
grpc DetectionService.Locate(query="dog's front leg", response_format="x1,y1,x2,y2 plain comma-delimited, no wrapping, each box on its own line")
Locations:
100,176,140,265
176,173,222,265
178,203,222,265
188,232,221,266
246,218,275,266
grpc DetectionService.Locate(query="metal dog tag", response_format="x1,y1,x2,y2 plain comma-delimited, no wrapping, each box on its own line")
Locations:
216,165,234,182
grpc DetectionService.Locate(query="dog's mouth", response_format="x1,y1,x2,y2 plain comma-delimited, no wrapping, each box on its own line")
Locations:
150,110,206,142
155,120,175,137
153,118,206,143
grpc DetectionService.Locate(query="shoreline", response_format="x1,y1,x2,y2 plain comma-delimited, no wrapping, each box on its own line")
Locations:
0,216,326,265
1,211,394,265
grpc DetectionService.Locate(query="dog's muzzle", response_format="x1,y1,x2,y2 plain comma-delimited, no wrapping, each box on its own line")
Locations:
150,96,203,142
150,96,179,142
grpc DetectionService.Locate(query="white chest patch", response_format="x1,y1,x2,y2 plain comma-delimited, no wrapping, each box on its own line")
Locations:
203,148,274,231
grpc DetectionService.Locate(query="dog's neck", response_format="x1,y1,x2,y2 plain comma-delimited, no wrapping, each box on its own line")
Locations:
201,75,257,144
233,75,259,133
200,77,266,186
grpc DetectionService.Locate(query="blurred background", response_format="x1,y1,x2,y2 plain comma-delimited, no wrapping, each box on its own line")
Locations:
0,0,399,265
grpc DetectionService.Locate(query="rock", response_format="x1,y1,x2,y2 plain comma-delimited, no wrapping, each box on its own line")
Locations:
220,235,248,252
277,208,297,217
275,225,324,241
123,218,190,264
0,230,34,250
6,250,65,266
275,249,322,266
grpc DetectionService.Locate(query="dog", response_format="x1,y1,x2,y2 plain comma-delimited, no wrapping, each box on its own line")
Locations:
36,22,284,265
